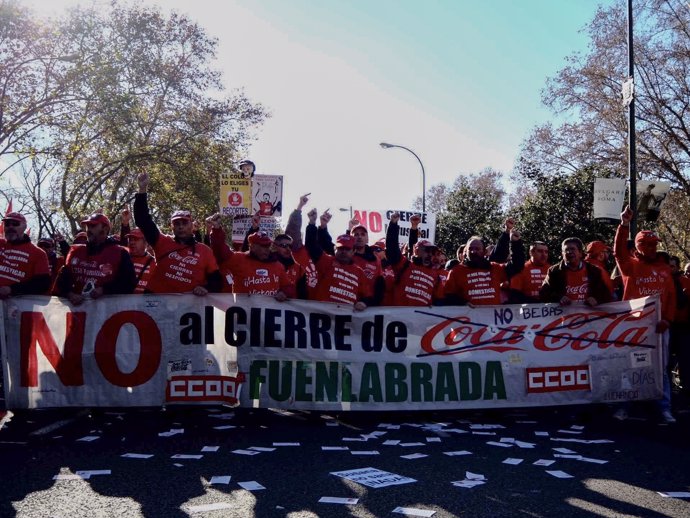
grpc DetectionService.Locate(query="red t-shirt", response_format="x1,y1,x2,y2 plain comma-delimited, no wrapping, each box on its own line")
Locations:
311,254,372,304
564,266,589,302
131,253,156,294
391,258,440,306
0,240,50,290
60,243,126,295
147,235,218,293
510,260,549,299
444,263,507,305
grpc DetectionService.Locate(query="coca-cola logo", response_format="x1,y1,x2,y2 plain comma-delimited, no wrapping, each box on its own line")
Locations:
420,307,655,356
565,283,588,295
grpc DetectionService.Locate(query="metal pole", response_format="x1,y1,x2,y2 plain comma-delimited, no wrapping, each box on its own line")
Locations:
380,144,426,213
628,0,637,236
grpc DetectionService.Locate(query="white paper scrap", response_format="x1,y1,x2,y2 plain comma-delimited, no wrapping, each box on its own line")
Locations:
351,450,379,455
158,429,184,437
486,441,513,448
452,480,485,488
76,470,111,477
319,496,359,505
331,467,416,488
515,441,536,449
554,454,582,460
401,453,428,460
186,502,233,513
273,442,300,446
77,436,100,442
503,458,524,465
535,431,549,437
470,424,505,429
383,440,401,446
248,446,276,452
499,437,515,443
557,429,582,435
238,481,266,491
578,456,609,464
392,507,436,517
201,446,219,452
322,446,349,451
553,448,577,454
443,450,472,456
426,437,442,443
466,471,486,481
209,476,231,485
213,425,236,430
121,453,153,459
472,431,496,436
325,422,340,427
400,442,426,447
171,454,203,460
232,449,260,456
533,459,556,466
657,492,690,498
342,437,367,442
546,470,574,479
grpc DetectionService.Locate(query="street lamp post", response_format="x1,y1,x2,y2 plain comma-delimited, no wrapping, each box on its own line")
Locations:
379,142,426,213
339,206,353,219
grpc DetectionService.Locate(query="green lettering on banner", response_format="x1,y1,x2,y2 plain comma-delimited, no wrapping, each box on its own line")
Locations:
411,363,433,402
315,362,339,402
384,363,408,402
484,361,507,400
459,362,481,401
359,363,383,402
249,360,267,399
268,360,292,401
435,362,459,402
341,363,356,402
295,361,312,401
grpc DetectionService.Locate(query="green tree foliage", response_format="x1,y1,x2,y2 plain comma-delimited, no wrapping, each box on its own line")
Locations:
0,0,267,236
510,161,617,262
430,168,506,257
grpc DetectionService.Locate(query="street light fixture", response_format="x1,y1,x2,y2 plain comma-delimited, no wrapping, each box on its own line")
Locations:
339,206,353,219
379,142,426,213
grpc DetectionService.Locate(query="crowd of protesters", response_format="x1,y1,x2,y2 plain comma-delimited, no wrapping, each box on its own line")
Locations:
1,167,689,422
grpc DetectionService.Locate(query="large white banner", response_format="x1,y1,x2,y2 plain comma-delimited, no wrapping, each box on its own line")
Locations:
1,295,662,410
593,178,627,223
350,209,436,245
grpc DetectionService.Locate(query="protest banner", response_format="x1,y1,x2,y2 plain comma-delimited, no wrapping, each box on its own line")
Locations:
219,172,252,216
349,209,436,244
636,181,671,222
1,295,661,410
251,174,283,218
593,178,627,223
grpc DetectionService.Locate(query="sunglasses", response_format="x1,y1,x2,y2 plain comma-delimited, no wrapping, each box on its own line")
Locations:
3,220,21,227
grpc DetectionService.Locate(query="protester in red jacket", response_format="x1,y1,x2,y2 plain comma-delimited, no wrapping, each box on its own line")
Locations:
134,172,221,295
385,211,442,306
305,209,372,310
613,205,676,423
55,213,136,305
509,241,550,303
444,228,525,306
0,212,51,298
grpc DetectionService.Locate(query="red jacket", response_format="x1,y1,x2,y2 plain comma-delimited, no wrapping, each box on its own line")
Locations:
614,225,675,322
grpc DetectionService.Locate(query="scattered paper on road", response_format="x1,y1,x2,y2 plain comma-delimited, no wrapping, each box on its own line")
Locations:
201,446,219,452
121,453,153,459
486,441,512,448
322,446,349,451
533,459,555,466
546,470,574,479
76,470,111,477
171,454,203,460
248,446,276,452
158,428,184,437
503,458,524,465
331,467,416,488
186,502,233,513
213,425,236,430
351,450,380,455
232,449,260,456
77,436,99,442
318,496,359,504
392,507,436,517
443,450,472,456
657,492,690,498
273,442,300,446
238,481,266,491
209,476,231,485
383,440,401,446
401,453,428,460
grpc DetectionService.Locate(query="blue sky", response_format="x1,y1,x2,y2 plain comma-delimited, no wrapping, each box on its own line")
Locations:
28,0,616,232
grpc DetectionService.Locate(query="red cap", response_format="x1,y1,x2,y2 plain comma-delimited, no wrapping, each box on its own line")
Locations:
351,224,368,234
74,231,88,244
635,230,660,246
586,240,610,255
414,239,437,254
336,234,356,248
170,210,192,221
248,231,272,246
126,228,145,240
3,212,26,224
81,213,111,228
372,238,386,251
